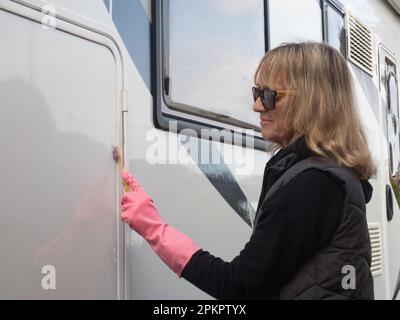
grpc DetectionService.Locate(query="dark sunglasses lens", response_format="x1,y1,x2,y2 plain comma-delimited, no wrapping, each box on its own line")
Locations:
252,87,259,102
264,90,275,110
253,87,275,110
262,89,275,110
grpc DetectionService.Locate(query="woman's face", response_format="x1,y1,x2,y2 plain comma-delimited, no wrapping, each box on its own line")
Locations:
253,75,293,148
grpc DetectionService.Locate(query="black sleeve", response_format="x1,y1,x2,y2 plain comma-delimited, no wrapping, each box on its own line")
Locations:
181,169,345,299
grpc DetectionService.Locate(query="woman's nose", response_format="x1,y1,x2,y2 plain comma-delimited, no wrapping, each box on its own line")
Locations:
253,98,264,113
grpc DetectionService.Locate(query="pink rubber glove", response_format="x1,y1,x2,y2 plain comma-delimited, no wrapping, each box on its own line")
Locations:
121,170,201,277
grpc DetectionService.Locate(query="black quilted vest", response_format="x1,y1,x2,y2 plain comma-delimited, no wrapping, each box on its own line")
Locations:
253,157,374,300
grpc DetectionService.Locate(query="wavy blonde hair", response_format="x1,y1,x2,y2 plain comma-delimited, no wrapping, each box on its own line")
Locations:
255,42,375,180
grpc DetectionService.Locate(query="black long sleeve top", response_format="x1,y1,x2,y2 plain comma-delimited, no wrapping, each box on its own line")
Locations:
182,142,345,299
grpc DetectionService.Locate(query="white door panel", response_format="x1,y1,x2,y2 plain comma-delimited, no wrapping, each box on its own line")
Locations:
0,6,122,299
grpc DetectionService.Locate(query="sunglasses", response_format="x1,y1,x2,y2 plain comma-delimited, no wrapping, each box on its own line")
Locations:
252,86,296,111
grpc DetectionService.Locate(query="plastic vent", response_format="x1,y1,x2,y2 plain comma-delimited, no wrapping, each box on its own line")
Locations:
368,223,383,276
347,13,374,76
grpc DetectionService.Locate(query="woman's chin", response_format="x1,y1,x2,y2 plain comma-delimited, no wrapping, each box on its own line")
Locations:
261,129,274,141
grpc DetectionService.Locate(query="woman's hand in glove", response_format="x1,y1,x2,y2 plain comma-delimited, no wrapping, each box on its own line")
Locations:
120,170,201,277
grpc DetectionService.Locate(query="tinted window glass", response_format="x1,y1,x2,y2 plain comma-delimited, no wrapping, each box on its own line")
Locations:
166,0,265,127
325,4,346,56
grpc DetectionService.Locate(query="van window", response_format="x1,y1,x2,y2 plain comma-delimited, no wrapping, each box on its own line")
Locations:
323,0,346,57
161,0,265,131
387,66,400,178
269,0,322,49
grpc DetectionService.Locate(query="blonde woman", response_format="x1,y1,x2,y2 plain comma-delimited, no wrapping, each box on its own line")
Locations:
121,42,375,299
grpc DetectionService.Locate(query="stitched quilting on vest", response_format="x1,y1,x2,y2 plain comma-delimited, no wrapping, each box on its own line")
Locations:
254,157,374,300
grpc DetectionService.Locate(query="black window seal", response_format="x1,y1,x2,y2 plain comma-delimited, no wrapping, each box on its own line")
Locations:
324,0,345,13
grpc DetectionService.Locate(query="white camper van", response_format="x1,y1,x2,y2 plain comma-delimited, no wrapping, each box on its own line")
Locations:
0,0,399,300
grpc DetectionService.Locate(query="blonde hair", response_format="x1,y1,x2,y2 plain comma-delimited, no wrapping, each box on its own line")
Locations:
255,42,376,180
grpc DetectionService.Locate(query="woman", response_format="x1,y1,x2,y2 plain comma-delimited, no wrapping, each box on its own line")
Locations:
121,42,375,300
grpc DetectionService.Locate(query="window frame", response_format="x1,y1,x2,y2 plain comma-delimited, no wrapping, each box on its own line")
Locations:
386,61,400,178
152,0,270,150
388,71,399,116
321,0,347,59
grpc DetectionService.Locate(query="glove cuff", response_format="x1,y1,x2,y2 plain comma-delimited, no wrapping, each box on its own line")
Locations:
147,224,201,277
